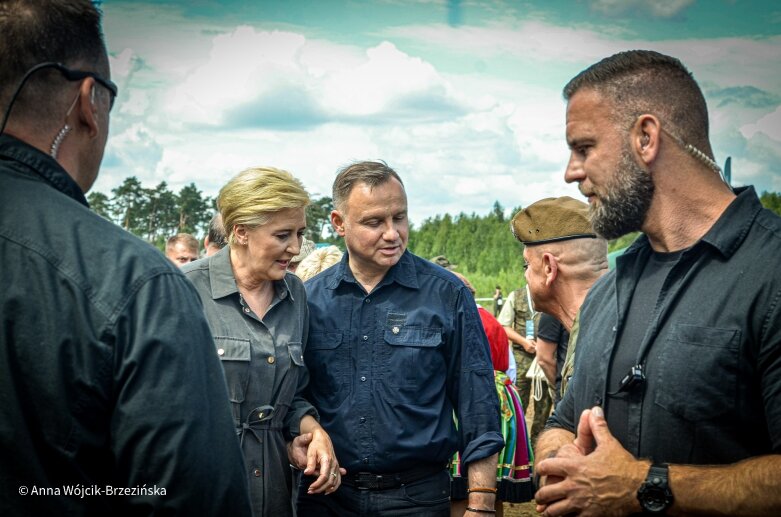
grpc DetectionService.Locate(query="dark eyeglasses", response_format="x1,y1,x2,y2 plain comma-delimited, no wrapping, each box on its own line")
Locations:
0,61,118,135
48,62,119,109
35,62,118,110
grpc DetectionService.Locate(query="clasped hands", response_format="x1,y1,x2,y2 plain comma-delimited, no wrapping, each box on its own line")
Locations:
287,428,347,495
534,406,650,517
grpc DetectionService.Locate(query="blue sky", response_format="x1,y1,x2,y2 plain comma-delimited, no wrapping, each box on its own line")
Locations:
97,0,781,226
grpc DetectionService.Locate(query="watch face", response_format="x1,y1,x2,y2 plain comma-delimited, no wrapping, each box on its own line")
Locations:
640,486,672,513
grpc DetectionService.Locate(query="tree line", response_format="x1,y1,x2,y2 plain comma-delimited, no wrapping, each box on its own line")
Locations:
87,178,781,296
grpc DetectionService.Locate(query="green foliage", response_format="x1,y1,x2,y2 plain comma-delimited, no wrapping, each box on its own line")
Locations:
408,201,528,299
760,191,781,216
176,183,213,235
306,196,334,241
90,177,214,243
608,232,640,253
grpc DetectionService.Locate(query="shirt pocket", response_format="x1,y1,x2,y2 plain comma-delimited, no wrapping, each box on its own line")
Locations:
214,336,251,404
383,326,443,389
288,341,305,368
306,331,349,403
654,324,741,421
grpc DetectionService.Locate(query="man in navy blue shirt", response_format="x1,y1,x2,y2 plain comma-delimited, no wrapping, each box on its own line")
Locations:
298,161,503,516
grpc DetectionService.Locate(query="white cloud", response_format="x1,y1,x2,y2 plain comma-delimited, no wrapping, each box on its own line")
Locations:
740,107,781,142
97,2,781,227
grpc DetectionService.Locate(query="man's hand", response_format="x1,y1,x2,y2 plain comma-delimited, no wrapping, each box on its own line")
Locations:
287,432,313,470
287,429,347,495
534,407,648,517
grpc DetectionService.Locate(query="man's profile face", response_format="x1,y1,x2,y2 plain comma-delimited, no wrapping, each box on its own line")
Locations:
564,89,654,239
166,243,198,266
332,178,409,275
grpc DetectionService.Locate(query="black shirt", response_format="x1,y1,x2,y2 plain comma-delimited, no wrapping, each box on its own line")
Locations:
537,313,570,402
549,186,781,465
0,135,251,516
605,250,682,444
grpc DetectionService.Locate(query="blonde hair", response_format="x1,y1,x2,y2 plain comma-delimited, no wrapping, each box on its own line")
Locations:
217,167,310,246
295,246,343,282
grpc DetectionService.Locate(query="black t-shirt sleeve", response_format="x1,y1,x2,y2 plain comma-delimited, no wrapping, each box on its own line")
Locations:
537,313,563,343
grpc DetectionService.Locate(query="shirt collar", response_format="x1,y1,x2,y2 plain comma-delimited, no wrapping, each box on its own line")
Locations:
208,245,294,301
698,186,762,259
325,249,419,290
0,134,88,207
618,186,762,263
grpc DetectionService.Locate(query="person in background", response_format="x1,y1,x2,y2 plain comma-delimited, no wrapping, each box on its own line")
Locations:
492,286,503,317
165,232,199,266
0,1,250,515
511,197,607,404
497,286,551,447
533,314,569,405
182,167,342,517
449,272,534,516
535,50,781,516
296,245,344,282
288,236,316,273
300,161,502,517
204,212,227,257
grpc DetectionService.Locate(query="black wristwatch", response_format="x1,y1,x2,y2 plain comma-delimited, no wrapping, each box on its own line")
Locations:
637,463,674,514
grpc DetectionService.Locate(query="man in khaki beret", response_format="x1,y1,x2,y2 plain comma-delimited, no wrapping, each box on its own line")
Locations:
511,197,608,401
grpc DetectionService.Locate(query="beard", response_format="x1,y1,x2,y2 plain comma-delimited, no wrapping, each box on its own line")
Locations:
588,144,654,240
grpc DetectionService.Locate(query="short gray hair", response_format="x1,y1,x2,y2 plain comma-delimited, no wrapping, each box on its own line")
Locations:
332,161,404,211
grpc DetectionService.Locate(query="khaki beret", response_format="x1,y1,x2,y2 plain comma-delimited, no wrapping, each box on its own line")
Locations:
291,237,316,263
511,196,596,245
430,255,456,270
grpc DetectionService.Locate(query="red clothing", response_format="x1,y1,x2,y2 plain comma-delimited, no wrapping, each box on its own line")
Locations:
477,306,509,372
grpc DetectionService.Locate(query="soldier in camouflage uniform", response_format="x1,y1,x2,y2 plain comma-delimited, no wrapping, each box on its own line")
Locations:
497,287,552,447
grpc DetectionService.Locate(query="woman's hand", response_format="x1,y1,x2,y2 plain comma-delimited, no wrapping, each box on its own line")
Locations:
294,415,346,495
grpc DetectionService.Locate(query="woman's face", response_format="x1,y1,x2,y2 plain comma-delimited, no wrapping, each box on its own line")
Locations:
238,207,307,282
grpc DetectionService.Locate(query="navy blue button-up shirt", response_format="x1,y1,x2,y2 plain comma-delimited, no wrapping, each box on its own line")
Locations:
304,250,503,473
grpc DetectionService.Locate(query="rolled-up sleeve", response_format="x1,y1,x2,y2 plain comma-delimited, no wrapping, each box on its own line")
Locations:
449,287,505,465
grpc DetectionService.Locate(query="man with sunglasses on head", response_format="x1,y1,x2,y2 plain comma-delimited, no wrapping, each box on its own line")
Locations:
0,1,251,515
533,50,781,516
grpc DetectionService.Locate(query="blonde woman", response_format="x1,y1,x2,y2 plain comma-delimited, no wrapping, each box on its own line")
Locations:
182,167,342,516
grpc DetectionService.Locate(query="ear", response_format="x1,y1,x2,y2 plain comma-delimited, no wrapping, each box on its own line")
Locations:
331,210,346,237
233,224,248,244
632,114,661,166
542,252,559,287
76,78,100,138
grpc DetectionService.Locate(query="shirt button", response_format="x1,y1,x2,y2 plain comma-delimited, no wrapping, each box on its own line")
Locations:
360,417,366,423
253,468,261,477
244,307,251,314
217,348,225,356
267,356,275,364
360,376,366,382
362,335,368,341
365,298,371,303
